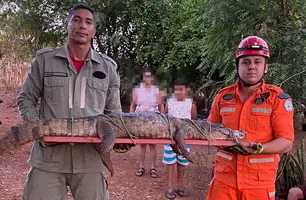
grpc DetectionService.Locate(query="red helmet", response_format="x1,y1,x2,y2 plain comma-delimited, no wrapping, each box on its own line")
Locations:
235,36,270,59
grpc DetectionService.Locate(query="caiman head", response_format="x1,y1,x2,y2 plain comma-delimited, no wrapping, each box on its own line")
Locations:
195,120,246,139
211,123,246,139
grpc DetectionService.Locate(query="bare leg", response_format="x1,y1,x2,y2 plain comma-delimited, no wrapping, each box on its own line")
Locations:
140,144,147,168
177,163,185,190
288,187,304,200
149,144,157,169
149,144,158,178
136,144,147,176
167,164,175,192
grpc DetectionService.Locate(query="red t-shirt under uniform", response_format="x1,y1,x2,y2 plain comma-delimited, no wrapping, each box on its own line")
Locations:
70,56,85,73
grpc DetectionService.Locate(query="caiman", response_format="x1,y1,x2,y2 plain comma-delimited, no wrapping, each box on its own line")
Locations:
0,111,246,176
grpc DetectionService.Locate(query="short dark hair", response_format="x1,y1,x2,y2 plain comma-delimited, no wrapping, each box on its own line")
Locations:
68,3,95,20
143,67,152,74
174,77,189,87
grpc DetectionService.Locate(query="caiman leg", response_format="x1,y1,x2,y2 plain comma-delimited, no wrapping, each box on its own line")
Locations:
171,128,193,163
96,119,116,176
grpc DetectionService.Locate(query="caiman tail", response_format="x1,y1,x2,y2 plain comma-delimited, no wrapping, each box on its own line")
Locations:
0,118,116,176
0,120,45,152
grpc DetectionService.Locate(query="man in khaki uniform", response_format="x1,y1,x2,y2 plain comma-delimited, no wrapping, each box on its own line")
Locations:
17,4,121,200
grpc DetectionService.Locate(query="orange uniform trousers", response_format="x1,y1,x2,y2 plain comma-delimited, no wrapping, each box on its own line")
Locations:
206,179,275,200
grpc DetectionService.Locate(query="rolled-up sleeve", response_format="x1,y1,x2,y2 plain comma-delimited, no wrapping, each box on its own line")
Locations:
104,63,122,114
17,57,43,121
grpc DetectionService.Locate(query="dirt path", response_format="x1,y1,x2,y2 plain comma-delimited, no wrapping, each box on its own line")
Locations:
0,92,305,200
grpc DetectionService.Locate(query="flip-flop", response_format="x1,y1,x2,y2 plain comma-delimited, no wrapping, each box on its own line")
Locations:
150,168,158,178
135,167,145,177
175,189,185,197
166,191,176,199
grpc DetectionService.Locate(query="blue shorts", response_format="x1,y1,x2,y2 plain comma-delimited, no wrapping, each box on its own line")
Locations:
162,144,191,166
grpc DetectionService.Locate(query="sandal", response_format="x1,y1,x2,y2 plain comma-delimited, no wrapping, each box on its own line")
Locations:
175,189,185,197
135,167,145,177
150,168,158,178
166,191,176,199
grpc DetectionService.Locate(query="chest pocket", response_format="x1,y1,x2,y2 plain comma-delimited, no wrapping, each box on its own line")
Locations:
220,105,236,128
86,78,108,109
248,106,272,141
43,77,68,105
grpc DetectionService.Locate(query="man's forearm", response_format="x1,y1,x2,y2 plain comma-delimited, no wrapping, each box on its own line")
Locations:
17,96,40,121
262,137,293,154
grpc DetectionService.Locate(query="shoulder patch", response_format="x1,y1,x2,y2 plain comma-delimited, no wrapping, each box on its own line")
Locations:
253,97,265,105
36,48,55,56
222,93,235,101
278,93,291,99
284,99,293,111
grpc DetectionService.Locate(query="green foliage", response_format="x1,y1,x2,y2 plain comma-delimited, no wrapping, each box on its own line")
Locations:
0,1,306,197
196,0,306,103
0,0,305,105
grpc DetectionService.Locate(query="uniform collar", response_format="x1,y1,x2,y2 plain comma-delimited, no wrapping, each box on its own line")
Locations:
55,44,101,64
234,80,266,95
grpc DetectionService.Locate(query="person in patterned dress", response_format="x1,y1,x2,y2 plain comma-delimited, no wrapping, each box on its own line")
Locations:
130,68,165,178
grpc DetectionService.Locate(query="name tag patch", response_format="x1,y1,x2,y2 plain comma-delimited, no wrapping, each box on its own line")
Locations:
43,72,68,77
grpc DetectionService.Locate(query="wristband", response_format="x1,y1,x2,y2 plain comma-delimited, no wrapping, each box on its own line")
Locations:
253,143,264,154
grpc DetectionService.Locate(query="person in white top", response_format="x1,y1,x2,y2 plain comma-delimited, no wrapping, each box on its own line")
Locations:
130,68,164,178
163,78,197,199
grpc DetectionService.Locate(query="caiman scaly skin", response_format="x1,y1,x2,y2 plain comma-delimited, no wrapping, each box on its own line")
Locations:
0,112,245,175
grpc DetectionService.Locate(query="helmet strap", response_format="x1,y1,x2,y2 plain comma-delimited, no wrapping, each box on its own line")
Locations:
238,74,264,87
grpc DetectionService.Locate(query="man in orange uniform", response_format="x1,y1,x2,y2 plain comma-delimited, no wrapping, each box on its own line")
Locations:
206,36,294,200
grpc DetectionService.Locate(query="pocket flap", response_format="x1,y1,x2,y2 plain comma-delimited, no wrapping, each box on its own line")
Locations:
44,77,67,87
87,79,108,91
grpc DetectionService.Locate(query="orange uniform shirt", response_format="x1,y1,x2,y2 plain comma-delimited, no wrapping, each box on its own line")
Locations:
208,80,294,189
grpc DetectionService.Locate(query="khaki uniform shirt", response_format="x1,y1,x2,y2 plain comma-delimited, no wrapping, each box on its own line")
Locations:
17,45,121,173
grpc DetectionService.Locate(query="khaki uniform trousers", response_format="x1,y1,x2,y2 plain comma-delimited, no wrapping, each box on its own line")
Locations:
22,167,109,200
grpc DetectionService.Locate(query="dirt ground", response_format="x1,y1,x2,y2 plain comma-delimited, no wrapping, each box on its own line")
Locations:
0,92,305,200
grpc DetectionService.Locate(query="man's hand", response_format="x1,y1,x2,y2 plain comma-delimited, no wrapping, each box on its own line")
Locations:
113,143,136,153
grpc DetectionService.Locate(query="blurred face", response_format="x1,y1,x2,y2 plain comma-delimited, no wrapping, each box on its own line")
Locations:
143,72,153,85
174,85,189,100
238,55,268,85
67,9,96,45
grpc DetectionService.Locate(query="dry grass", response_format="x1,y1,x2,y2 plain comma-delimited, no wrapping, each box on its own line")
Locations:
0,60,29,93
